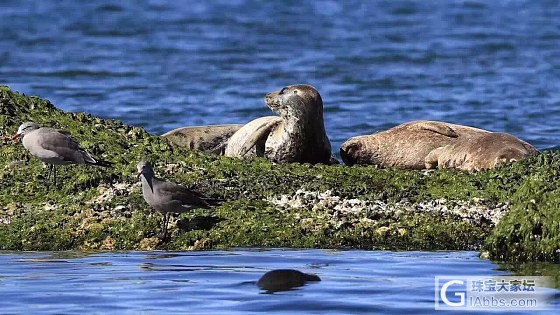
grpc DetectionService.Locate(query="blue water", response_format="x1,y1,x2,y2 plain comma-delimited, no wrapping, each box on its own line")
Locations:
0,249,555,314
1,0,560,151
1,1,560,313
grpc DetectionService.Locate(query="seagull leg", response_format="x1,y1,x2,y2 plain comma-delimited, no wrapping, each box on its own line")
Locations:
165,213,171,236
158,212,170,240
52,165,57,188
45,164,54,191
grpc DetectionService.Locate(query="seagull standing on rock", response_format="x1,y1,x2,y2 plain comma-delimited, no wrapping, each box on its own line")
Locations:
136,160,220,240
12,121,113,188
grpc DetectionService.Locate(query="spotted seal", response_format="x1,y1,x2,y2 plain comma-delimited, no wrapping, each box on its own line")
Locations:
225,84,333,164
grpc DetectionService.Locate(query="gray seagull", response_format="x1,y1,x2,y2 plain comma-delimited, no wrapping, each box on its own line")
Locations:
136,160,220,239
12,122,113,188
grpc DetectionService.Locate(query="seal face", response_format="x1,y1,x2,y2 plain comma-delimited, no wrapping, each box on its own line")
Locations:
225,84,333,164
340,120,538,171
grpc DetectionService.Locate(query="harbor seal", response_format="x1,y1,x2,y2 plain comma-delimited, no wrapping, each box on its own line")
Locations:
257,269,321,292
340,120,538,171
424,132,538,171
340,120,489,169
225,84,333,164
162,124,243,154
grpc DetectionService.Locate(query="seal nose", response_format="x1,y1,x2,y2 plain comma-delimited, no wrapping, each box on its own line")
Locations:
264,92,280,110
340,142,362,166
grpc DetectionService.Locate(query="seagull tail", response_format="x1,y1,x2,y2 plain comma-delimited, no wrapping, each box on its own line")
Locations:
90,159,114,167
82,149,114,167
202,197,224,207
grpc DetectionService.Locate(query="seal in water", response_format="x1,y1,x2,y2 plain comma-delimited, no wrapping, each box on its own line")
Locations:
257,269,321,293
225,84,333,164
340,120,537,171
162,124,243,154
424,132,538,171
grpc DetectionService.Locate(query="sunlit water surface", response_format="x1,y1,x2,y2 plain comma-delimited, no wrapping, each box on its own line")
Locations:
0,249,557,314
1,0,560,152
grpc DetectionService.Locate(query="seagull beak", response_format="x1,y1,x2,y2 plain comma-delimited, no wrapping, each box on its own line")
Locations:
136,171,142,178
11,132,21,140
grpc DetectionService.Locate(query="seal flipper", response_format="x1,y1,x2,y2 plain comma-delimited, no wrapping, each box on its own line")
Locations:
424,146,447,169
238,119,281,156
225,116,282,158
415,121,458,138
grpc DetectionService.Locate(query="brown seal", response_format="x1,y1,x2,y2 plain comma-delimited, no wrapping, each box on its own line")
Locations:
225,84,333,164
340,120,488,169
162,124,243,154
424,132,538,171
340,120,538,171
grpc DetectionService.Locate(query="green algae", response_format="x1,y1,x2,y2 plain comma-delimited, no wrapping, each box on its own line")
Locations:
0,86,559,262
483,153,560,263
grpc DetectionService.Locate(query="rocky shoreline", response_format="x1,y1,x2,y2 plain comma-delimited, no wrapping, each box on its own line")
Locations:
0,86,558,263
269,189,510,229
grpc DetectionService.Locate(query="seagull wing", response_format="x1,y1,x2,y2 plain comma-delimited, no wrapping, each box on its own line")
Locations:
157,180,213,208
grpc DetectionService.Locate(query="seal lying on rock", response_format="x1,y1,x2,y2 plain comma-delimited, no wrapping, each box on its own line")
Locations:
424,132,538,171
225,84,333,164
162,124,243,154
340,120,537,171
341,120,488,169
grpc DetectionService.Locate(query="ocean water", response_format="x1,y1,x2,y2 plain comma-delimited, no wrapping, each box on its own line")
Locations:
1,0,559,151
1,1,559,313
0,249,557,314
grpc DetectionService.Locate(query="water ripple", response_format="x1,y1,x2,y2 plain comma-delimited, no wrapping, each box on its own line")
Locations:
0,249,557,314
1,0,559,151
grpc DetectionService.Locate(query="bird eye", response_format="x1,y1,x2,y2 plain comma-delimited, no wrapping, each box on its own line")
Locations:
279,87,288,95
293,90,298,94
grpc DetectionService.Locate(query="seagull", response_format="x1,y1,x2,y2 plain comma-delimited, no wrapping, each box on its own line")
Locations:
136,160,220,239
12,122,113,188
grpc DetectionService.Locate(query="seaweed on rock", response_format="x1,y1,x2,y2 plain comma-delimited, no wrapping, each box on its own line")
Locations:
0,86,558,262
